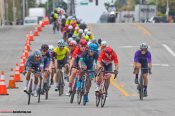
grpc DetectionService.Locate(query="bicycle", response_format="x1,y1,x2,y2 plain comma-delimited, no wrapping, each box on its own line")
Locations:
24,69,42,105
70,67,78,104
137,68,151,100
77,70,95,106
42,72,50,100
95,68,117,107
56,64,65,96
53,20,59,33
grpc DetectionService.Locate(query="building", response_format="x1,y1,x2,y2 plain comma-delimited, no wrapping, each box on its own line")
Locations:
0,0,5,26
135,4,157,22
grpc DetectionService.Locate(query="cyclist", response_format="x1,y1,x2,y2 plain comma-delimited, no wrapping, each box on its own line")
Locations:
52,8,59,33
67,39,87,95
69,40,77,56
96,46,119,94
99,41,107,53
49,45,56,85
79,43,99,102
40,44,51,91
24,50,43,97
54,39,70,91
87,31,94,40
133,43,152,97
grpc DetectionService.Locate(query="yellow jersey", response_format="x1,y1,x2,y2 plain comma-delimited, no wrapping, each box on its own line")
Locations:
54,47,69,60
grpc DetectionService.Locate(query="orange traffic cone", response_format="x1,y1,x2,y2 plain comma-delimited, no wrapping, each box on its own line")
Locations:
23,49,29,58
14,63,23,82
29,31,34,41
22,56,27,64
34,28,39,36
41,21,45,27
37,25,42,32
7,68,18,89
26,43,31,52
19,59,25,73
0,71,9,95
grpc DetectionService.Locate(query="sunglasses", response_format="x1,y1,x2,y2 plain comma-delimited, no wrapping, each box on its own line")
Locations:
80,45,86,48
141,49,147,52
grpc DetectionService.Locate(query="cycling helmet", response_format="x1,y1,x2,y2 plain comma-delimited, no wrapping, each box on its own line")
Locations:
88,43,98,52
58,39,65,48
41,44,49,51
68,37,73,43
49,45,54,51
87,31,91,36
69,40,77,47
104,46,113,54
101,41,107,47
79,29,83,34
140,43,148,49
34,50,42,57
79,39,87,46
84,29,88,34
68,25,73,30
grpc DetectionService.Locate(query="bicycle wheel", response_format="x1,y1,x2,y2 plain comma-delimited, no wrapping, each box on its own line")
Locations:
59,71,64,96
70,79,77,103
77,89,82,105
38,77,42,103
28,79,33,105
95,92,100,107
83,79,88,106
45,83,49,100
101,80,107,107
139,75,144,100
77,80,84,105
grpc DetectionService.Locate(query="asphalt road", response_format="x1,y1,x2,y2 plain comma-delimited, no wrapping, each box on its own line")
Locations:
0,23,175,116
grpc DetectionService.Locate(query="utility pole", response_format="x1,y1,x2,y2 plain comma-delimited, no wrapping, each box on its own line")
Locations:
23,0,25,22
13,0,16,25
166,0,169,21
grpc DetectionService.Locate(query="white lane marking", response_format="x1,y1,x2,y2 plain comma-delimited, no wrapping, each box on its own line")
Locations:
130,64,169,67
119,46,151,48
162,44,175,57
119,46,138,48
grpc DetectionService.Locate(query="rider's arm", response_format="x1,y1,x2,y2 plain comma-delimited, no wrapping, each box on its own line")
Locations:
134,50,139,63
112,52,119,71
147,51,152,68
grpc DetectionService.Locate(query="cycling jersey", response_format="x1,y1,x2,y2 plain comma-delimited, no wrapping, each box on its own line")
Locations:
53,13,58,21
79,50,98,69
98,50,118,65
25,54,43,71
41,50,51,69
54,47,69,61
134,50,152,68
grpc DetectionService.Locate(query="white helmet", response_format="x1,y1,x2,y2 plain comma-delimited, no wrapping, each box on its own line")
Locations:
49,45,54,51
87,31,91,35
68,25,73,30
68,37,73,43
84,29,88,34
140,43,148,49
101,41,107,47
79,29,83,34
58,39,65,48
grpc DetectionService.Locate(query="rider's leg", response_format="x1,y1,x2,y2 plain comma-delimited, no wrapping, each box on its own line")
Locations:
24,71,31,91
105,63,113,93
33,73,39,96
134,63,140,84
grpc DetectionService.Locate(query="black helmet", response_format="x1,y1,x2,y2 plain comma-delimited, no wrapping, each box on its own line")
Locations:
41,44,49,51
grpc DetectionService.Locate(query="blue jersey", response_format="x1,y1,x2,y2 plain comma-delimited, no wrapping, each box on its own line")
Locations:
40,50,51,69
25,54,42,70
79,50,98,69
